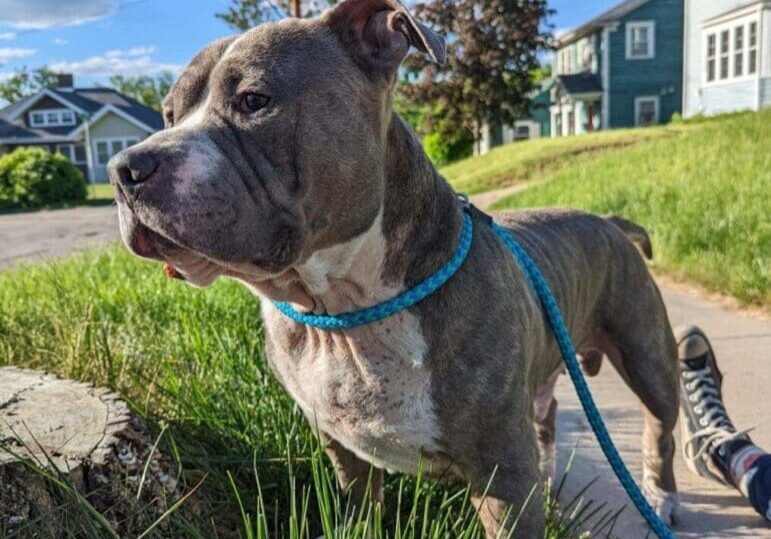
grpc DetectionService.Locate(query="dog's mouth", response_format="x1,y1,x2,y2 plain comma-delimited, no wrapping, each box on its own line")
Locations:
117,198,291,288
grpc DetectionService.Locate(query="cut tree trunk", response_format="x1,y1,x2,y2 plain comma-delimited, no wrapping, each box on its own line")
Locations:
0,367,180,535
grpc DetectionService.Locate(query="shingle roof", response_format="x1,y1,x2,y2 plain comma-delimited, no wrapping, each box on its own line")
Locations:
558,0,651,45
0,87,163,142
557,74,603,95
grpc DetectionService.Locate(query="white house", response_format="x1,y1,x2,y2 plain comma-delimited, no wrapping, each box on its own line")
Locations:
683,0,771,117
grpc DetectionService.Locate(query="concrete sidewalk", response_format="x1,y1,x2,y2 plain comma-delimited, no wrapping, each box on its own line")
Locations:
554,285,771,538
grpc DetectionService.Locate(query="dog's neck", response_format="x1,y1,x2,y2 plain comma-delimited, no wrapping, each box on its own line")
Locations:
252,114,463,316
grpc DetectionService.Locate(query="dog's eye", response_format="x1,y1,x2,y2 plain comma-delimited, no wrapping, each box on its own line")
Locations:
239,92,270,114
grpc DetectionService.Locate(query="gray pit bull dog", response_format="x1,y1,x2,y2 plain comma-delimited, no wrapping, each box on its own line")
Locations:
109,0,680,535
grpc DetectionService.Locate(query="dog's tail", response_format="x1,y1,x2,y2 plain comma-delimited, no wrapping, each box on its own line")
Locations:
604,215,653,260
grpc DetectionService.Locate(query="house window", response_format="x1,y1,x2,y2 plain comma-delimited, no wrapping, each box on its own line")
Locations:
567,110,575,135
514,125,531,140
94,137,141,166
734,26,744,77
706,34,716,82
635,96,659,126
56,144,87,164
28,108,78,128
749,22,758,75
719,30,730,79
96,141,110,166
626,21,655,59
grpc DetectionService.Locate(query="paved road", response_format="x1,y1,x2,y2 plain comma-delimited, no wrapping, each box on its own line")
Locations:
1,199,769,537
0,205,119,270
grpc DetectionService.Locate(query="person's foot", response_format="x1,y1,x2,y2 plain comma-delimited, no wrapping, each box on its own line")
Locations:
675,325,753,486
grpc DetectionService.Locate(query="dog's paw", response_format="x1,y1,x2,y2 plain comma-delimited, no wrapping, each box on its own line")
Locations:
642,479,680,526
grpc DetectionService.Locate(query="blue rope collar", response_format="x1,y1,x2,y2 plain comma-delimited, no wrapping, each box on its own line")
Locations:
272,196,676,539
273,207,474,330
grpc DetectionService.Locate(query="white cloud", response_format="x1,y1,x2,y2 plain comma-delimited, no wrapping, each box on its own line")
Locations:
50,47,180,77
0,47,36,63
0,0,117,30
104,46,156,58
0,32,16,40
53,37,69,46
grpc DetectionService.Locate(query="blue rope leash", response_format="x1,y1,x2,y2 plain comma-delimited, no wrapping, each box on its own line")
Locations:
274,202,677,538
273,211,474,329
490,222,677,539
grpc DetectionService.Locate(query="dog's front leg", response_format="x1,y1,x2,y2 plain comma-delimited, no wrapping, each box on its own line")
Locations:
321,434,384,509
466,420,545,538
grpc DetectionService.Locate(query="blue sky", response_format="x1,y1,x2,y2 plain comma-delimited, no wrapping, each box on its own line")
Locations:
0,0,618,87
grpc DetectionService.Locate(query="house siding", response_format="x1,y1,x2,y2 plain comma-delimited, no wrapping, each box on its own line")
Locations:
608,0,684,127
89,112,151,182
702,80,758,113
761,77,771,105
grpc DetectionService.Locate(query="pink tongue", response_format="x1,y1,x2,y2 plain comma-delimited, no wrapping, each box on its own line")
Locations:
164,263,185,280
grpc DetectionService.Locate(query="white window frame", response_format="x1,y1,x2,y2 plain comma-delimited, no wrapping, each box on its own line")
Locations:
706,33,717,82
703,14,760,86
93,137,141,166
56,143,87,165
748,21,758,75
626,21,655,60
634,96,660,126
29,108,78,128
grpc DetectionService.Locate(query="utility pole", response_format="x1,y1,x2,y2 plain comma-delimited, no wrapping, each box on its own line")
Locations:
290,0,301,17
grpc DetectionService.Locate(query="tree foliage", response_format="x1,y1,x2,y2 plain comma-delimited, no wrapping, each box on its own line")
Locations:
216,0,337,29
109,72,175,113
400,0,553,142
0,67,59,103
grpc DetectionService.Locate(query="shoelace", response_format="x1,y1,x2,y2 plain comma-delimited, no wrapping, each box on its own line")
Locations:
682,367,754,462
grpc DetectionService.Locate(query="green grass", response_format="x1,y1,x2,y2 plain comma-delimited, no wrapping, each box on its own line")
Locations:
88,182,116,202
440,125,681,195
0,248,618,538
492,110,770,307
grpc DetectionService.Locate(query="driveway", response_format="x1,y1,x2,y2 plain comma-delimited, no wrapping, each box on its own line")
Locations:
1,197,769,537
0,205,119,270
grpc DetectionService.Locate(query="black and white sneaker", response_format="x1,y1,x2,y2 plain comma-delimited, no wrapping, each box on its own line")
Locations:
675,324,754,486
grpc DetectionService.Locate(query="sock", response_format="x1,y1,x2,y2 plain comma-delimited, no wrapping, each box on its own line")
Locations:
729,446,771,522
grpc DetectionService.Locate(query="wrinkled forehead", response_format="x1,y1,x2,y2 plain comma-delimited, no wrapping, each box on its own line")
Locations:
165,19,355,121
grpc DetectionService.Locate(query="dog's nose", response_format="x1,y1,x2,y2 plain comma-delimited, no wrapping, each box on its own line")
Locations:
108,148,159,200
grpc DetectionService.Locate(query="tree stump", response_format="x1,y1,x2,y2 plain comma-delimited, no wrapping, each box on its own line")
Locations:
0,367,180,535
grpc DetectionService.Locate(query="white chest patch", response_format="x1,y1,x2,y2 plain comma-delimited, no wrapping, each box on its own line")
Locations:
262,303,441,475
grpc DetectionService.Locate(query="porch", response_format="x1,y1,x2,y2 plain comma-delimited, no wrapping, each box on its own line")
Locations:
550,74,603,137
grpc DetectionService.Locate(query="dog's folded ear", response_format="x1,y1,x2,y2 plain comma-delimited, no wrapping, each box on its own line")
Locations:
324,0,445,79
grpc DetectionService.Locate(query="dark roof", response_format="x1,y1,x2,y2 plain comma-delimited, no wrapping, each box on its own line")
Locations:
557,73,603,95
0,117,36,140
558,0,651,45
0,87,163,141
54,88,164,130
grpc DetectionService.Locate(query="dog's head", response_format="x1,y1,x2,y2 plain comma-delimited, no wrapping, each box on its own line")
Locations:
110,0,443,294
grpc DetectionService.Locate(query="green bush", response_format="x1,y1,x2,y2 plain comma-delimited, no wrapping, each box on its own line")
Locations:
423,129,474,166
0,147,87,209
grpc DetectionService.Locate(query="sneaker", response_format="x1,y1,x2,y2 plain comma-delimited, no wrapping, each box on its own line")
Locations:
675,324,754,486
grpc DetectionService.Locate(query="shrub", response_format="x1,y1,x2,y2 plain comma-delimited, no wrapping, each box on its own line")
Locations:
423,129,474,166
0,147,87,209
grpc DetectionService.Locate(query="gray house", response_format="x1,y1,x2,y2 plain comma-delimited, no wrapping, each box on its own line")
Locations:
683,0,771,117
0,75,163,183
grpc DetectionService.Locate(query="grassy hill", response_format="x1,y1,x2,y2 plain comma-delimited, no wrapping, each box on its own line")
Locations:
445,111,770,308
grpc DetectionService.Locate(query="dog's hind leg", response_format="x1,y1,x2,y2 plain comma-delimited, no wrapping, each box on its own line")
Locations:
604,280,681,525
534,370,560,484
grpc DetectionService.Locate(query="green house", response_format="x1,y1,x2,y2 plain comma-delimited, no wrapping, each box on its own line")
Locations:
551,0,684,136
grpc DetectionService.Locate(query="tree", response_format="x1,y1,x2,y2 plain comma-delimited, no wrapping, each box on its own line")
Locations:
400,0,553,150
217,0,337,29
109,72,174,113
0,67,58,103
